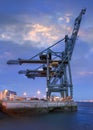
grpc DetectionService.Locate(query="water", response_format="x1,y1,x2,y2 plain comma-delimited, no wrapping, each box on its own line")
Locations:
0,102,93,130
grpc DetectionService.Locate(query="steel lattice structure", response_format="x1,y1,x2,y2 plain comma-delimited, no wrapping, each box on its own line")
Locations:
7,9,86,100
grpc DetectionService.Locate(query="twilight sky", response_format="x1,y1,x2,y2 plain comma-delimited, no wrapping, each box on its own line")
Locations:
0,0,93,100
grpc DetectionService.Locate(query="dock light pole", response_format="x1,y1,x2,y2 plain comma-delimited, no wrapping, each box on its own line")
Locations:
4,89,8,99
23,92,27,97
37,90,41,99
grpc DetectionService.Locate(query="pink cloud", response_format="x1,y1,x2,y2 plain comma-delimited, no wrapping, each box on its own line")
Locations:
0,51,13,59
78,71,93,76
79,26,93,44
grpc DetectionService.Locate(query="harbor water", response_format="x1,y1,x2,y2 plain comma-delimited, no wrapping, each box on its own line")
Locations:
0,102,93,130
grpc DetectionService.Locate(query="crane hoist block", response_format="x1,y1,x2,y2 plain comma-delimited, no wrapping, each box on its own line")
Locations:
39,53,51,60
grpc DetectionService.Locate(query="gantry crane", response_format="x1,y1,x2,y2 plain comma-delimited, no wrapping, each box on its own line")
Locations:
7,9,86,100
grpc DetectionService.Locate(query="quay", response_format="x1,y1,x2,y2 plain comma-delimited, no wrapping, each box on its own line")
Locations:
0,99,77,116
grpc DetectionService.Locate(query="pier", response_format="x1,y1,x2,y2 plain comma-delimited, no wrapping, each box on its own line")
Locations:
0,99,77,116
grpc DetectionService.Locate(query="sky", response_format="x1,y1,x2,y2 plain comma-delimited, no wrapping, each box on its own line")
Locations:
0,0,93,100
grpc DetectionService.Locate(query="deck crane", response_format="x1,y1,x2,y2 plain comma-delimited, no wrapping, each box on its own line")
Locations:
7,9,86,100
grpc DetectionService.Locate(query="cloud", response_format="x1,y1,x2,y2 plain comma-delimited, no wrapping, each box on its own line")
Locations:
58,17,64,21
79,26,93,44
1,11,92,49
0,16,72,48
84,47,93,58
0,11,74,49
65,13,72,17
78,71,93,76
58,16,70,23
0,51,13,59
58,13,71,24
23,24,59,47
65,17,70,23
0,23,59,48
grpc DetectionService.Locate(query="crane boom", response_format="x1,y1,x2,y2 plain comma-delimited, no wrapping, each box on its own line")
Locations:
65,8,86,60
50,8,86,85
